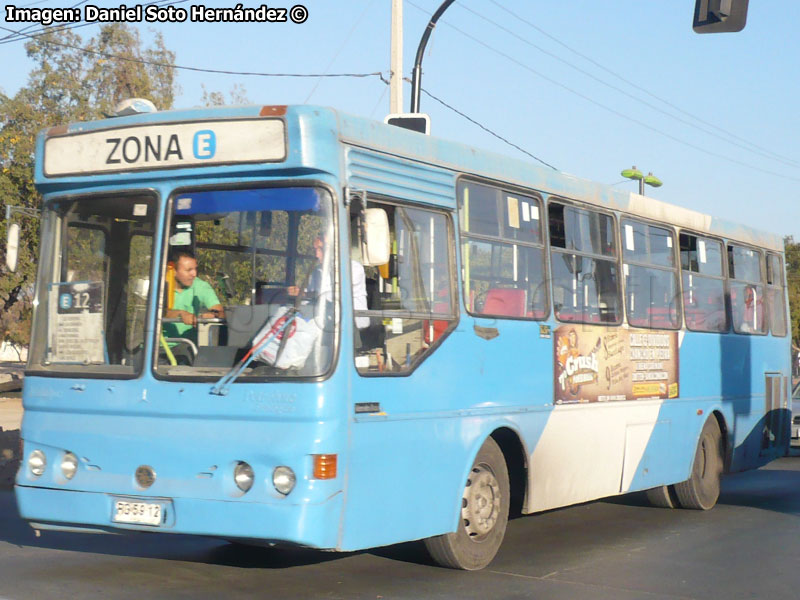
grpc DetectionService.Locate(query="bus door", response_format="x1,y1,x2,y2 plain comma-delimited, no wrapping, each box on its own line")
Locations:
29,194,157,374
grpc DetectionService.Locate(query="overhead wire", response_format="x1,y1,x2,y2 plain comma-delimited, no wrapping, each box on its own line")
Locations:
369,84,390,119
398,2,558,169
0,20,103,45
0,0,189,45
488,0,796,169
420,86,558,170
463,1,800,170
10,0,54,8
404,0,800,184
304,0,378,103
0,0,90,43
0,24,388,80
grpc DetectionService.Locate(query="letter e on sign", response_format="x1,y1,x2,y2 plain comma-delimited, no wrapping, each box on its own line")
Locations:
193,130,216,160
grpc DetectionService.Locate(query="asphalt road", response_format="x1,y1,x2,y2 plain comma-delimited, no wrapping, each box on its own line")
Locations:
1,456,799,600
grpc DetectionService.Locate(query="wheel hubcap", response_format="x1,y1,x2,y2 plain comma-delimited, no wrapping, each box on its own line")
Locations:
462,464,501,538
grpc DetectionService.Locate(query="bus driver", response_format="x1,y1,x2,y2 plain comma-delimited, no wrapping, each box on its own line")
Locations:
163,250,225,343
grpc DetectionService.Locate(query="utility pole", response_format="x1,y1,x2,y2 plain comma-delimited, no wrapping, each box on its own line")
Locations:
390,0,403,114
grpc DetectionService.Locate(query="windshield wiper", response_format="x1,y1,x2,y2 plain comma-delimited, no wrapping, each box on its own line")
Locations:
210,307,298,396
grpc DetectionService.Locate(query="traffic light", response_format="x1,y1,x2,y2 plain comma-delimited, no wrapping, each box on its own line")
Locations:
693,0,749,33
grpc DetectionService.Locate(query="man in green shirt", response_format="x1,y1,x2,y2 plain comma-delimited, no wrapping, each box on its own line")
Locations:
163,250,225,343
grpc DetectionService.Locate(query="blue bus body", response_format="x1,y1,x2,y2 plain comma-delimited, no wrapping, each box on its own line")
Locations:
15,105,791,561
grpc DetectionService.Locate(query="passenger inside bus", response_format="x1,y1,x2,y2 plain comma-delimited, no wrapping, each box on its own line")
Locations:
347,217,383,361
733,283,763,333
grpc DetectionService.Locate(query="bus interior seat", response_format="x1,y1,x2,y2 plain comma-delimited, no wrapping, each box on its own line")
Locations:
482,288,526,317
194,346,240,367
192,304,275,368
645,307,676,329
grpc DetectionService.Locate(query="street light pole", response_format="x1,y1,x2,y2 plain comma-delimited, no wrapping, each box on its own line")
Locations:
410,0,456,113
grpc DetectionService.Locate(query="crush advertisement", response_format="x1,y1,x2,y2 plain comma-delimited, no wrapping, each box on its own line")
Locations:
554,324,679,404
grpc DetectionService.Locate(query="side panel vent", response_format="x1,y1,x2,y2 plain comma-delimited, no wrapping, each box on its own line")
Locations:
345,147,455,208
762,373,789,453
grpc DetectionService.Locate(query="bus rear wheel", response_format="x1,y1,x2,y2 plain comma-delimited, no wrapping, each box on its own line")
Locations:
424,437,510,570
674,417,723,510
645,484,679,508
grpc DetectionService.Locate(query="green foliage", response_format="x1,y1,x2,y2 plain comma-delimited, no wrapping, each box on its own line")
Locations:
193,210,324,306
784,237,800,350
0,24,177,350
200,83,250,108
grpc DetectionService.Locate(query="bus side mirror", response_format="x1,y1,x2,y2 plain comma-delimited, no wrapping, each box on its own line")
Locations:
360,208,390,266
5,223,19,273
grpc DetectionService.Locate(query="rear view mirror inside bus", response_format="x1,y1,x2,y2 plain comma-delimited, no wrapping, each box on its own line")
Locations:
5,222,19,273
360,208,390,266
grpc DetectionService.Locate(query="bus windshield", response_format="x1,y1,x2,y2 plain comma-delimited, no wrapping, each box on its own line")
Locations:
155,186,336,380
29,194,157,376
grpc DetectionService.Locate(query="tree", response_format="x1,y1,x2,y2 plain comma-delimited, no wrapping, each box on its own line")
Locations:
0,24,177,350
200,83,250,108
784,236,800,350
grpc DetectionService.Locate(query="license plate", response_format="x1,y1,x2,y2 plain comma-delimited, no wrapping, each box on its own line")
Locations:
112,500,163,526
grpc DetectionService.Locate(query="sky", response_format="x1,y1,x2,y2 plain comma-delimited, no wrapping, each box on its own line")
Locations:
2,0,799,240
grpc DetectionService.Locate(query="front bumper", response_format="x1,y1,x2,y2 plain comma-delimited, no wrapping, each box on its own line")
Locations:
15,485,344,549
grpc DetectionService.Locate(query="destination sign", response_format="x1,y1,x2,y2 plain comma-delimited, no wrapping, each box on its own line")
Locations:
43,118,286,176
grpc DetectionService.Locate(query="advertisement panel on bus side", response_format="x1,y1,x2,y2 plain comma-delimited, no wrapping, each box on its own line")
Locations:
554,325,679,404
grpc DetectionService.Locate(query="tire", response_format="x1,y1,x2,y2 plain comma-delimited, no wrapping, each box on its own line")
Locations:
645,484,679,509
424,437,510,570
674,417,723,510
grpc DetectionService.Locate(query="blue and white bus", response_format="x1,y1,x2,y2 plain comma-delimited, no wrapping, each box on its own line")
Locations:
13,103,791,570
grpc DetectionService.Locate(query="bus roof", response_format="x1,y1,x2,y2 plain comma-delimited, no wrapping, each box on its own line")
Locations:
37,104,783,252
334,108,784,253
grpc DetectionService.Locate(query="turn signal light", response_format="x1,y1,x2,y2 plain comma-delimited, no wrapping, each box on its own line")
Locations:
312,454,337,480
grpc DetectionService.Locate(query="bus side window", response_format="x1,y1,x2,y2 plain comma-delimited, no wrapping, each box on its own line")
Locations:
548,202,621,324
457,180,548,320
680,232,727,332
622,219,680,330
728,243,766,335
766,253,787,337
353,201,456,375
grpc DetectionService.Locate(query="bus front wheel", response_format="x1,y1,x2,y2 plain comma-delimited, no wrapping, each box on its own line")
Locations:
674,417,723,510
424,437,510,570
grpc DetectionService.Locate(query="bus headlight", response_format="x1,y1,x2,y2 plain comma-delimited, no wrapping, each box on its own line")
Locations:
272,466,296,496
60,452,78,480
233,461,254,493
28,450,46,477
